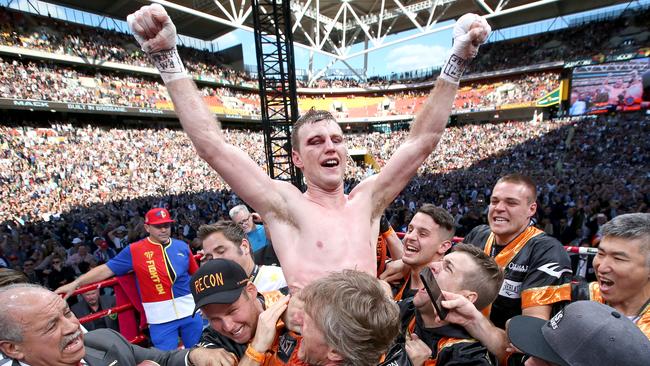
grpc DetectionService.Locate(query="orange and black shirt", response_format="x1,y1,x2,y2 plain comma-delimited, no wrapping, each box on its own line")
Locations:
379,298,492,366
465,225,572,329
377,215,396,276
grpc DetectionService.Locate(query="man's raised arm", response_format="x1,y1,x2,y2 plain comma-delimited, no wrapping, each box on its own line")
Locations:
367,14,491,217
127,4,288,217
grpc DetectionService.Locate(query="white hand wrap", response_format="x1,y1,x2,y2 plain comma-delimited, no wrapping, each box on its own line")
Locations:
439,14,491,85
149,47,188,83
127,4,189,84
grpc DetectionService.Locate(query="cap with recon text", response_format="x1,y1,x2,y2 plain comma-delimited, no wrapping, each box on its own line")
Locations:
190,258,249,315
508,301,650,366
144,208,175,225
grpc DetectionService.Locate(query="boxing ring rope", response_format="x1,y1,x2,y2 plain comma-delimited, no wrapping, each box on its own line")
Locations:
69,277,148,345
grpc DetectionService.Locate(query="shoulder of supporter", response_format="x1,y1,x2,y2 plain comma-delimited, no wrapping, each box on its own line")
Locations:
463,224,491,247
436,339,493,366
526,233,571,268
520,233,572,289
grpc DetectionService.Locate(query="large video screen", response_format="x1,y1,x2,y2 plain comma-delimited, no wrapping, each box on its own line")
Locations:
569,57,649,115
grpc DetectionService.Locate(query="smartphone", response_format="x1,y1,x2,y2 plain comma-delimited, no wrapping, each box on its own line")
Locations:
419,267,448,320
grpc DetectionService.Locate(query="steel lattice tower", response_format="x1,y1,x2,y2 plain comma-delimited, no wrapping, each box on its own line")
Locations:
252,0,303,189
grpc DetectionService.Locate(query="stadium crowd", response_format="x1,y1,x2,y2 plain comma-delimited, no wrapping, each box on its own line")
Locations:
0,55,559,118
0,5,649,366
0,7,256,87
0,57,262,116
1,113,647,284
0,4,650,366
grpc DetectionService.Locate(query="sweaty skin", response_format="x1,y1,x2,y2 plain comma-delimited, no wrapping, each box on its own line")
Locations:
127,4,489,291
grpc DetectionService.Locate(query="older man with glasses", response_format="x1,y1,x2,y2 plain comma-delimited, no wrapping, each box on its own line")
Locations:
229,204,268,253
55,208,203,351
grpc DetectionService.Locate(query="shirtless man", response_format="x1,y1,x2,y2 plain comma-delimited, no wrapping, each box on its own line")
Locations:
127,5,490,291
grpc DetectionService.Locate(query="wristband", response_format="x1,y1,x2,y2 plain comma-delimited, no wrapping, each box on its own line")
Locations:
245,344,266,364
148,47,189,83
381,227,395,239
438,52,468,85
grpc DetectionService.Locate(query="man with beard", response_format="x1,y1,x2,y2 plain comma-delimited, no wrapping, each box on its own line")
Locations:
464,174,572,330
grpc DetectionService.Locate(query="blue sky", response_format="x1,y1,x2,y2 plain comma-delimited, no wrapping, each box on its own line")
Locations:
214,25,453,76
208,0,650,77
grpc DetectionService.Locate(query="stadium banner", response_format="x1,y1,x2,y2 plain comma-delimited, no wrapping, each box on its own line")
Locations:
0,98,262,121
569,57,649,116
536,86,562,107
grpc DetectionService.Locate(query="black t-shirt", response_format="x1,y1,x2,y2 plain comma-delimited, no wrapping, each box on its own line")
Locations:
465,225,572,329
383,298,492,366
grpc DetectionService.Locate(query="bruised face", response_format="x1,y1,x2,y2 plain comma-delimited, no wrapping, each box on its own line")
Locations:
0,289,85,366
593,236,650,311
488,181,536,244
200,283,261,344
292,120,347,191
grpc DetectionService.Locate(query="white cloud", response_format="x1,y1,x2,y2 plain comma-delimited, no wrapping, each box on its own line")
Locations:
384,44,449,73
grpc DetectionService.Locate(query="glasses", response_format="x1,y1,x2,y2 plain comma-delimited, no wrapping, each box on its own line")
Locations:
237,215,251,226
52,260,61,264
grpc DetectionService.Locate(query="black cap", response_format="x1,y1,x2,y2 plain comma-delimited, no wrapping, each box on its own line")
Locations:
508,301,650,366
190,259,249,315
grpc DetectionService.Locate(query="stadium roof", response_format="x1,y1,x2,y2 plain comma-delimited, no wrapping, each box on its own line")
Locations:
47,0,630,51
47,0,630,78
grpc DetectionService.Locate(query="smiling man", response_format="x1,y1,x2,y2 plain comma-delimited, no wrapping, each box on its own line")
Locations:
383,244,503,366
190,258,290,365
0,284,236,366
197,221,287,292
433,214,650,366
464,174,572,330
126,4,491,292
55,208,203,351
572,212,650,338
394,204,454,300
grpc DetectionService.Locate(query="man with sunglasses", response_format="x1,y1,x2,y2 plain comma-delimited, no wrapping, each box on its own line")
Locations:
55,208,203,351
382,244,504,366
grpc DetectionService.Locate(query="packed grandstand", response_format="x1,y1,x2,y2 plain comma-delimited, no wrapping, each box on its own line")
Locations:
0,0,649,363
